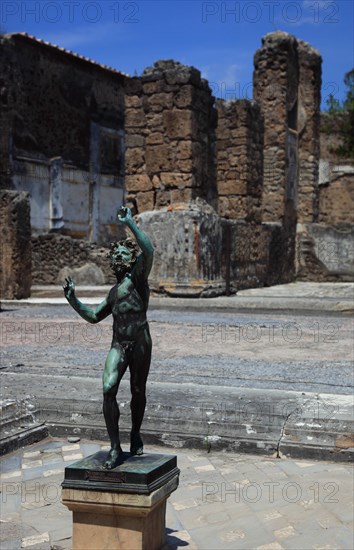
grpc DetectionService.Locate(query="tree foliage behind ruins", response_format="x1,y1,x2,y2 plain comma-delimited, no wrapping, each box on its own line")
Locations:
323,69,354,161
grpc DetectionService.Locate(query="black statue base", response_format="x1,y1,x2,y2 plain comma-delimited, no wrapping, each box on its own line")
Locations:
62,451,179,495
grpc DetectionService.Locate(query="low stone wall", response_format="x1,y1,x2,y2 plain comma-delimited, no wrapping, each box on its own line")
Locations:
31,234,117,285
137,200,224,297
223,221,270,291
0,190,31,299
296,223,354,281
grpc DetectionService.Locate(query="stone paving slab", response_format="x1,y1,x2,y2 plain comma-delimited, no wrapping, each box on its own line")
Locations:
0,437,353,550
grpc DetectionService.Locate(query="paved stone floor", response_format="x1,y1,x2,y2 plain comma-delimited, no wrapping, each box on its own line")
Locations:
1,437,353,550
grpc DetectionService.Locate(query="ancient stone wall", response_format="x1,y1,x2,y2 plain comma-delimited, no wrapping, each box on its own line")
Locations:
0,33,125,244
253,32,299,223
296,111,354,282
216,100,263,222
297,40,322,223
253,32,302,284
31,234,116,285
0,34,125,172
296,224,354,281
0,190,31,299
319,175,354,225
124,61,217,215
222,221,271,291
318,112,354,225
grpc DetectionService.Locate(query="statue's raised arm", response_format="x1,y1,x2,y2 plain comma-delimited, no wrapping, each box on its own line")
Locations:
118,206,154,279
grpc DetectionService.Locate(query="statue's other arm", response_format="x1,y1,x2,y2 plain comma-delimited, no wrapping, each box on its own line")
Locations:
118,207,154,278
63,276,111,324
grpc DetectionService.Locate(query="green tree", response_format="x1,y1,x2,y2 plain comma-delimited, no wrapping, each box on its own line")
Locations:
325,93,342,114
325,69,354,160
343,69,354,111
338,69,354,159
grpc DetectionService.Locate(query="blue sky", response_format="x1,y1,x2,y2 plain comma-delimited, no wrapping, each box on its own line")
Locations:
1,0,353,109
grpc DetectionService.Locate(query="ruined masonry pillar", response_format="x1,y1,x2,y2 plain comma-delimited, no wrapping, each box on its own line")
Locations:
253,32,299,224
0,190,31,299
297,40,322,223
124,60,217,214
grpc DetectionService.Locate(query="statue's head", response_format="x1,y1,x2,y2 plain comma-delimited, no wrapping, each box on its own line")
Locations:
108,239,139,278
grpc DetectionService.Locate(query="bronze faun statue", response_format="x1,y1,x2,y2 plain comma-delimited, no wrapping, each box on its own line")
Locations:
63,207,154,469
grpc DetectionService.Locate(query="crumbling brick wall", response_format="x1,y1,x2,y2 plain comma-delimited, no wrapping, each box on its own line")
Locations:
0,190,31,299
124,60,217,214
318,112,354,225
216,99,263,222
297,40,322,223
296,109,354,282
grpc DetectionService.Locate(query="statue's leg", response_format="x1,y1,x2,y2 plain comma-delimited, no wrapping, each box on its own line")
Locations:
128,328,152,455
102,346,128,468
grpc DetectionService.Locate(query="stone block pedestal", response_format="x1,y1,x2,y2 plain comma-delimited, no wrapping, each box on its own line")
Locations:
62,451,179,550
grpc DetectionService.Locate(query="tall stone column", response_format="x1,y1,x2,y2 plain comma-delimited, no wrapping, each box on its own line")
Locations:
0,190,31,298
297,40,322,223
124,60,217,214
253,32,299,224
253,32,300,283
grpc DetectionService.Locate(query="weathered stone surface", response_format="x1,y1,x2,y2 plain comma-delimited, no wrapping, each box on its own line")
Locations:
163,110,193,139
319,175,354,224
137,200,224,296
136,190,155,213
254,31,299,224
217,180,248,196
174,85,194,108
125,147,145,173
146,133,164,145
31,234,118,285
218,196,248,220
124,95,142,109
125,175,153,193
170,188,194,204
58,263,105,285
145,145,173,173
297,223,354,281
297,40,322,223
0,190,31,299
125,134,145,148
149,92,174,112
216,99,263,222
159,173,193,187
125,108,145,127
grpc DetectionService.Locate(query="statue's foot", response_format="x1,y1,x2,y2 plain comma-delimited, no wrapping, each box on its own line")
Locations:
130,432,144,456
104,447,123,469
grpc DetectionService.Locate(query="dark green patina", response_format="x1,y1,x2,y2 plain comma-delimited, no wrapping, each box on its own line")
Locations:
63,206,154,469
62,451,179,494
